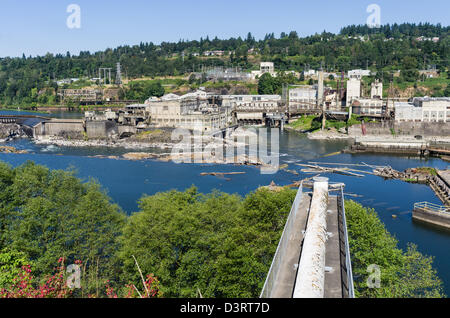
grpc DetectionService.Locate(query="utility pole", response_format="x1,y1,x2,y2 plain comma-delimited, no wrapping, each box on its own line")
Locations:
318,68,326,131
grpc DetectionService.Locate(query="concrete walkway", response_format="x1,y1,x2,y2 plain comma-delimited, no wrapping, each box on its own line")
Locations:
270,193,312,298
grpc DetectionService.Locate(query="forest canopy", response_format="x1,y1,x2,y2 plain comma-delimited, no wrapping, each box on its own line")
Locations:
0,161,445,298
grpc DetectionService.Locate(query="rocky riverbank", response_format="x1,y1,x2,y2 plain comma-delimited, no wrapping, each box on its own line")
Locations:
306,129,354,140
34,136,176,150
0,123,26,141
284,126,354,140
0,146,28,154
83,150,264,166
32,134,263,166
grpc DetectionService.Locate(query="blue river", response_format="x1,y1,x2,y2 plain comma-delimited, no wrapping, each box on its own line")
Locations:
1,110,449,295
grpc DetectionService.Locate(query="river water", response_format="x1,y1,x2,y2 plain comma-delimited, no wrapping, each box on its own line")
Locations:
1,110,449,296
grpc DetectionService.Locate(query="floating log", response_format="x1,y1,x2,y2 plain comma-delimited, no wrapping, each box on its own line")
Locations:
344,193,363,198
200,172,246,177
345,168,376,175
308,161,386,169
321,151,342,158
296,163,365,177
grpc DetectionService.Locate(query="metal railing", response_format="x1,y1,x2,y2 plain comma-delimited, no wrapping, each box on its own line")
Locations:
340,186,355,298
414,202,450,216
260,182,304,298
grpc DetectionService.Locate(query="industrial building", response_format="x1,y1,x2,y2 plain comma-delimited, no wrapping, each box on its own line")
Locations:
348,69,371,79
223,94,283,125
145,90,230,132
58,88,121,104
370,80,383,99
289,70,341,112
222,94,281,110
251,62,277,79
289,86,318,110
197,66,252,82
395,97,450,123
351,98,385,116
346,78,361,106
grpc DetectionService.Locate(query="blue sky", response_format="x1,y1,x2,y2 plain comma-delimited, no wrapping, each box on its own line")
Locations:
0,0,448,58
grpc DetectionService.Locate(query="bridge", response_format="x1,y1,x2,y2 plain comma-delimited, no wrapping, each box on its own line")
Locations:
260,177,354,298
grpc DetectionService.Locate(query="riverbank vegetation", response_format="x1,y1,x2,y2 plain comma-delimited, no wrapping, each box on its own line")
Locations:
286,114,374,133
345,200,444,297
0,161,445,298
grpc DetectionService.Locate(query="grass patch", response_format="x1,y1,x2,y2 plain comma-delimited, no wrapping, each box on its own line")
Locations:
415,167,437,176
136,129,163,139
287,115,321,132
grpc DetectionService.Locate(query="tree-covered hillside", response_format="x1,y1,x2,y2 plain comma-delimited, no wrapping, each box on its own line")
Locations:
0,23,448,106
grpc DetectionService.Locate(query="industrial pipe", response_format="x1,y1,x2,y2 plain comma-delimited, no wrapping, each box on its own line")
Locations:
293,177,329,298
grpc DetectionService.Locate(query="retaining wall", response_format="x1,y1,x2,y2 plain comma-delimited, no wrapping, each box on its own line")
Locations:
34,120,84,137
86,121,118,139
349,121,450,137
413,208,450,230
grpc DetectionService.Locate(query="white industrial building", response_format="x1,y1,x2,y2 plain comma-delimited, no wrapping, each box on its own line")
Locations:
395,97,450,122
145,90,230,132
289,86,317,110
251,62,277,79
346,78,361,106
348,69,371,79
351,98,385,116
303,70,317,78
222,94,281,110
370,80,383,99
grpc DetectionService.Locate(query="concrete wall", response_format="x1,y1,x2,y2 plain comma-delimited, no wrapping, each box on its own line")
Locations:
348,121,450,137
413,208,450,230
118,125,137,136
86,121,118,139
236,112,264,120
35,120,84,137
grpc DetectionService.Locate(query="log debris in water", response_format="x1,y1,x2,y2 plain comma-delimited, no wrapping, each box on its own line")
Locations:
200,172,246,177
295,163,365,177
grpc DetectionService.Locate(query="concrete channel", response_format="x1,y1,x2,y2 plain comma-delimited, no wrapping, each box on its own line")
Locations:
260,178,354,298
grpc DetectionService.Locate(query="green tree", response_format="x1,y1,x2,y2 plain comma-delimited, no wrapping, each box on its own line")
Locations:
401,56,419,82
118,187,296,298
299,71,305,81
345,200,444,298
258,73,276,94
444,85,450,97
0,248,30,289
0,161,126,296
